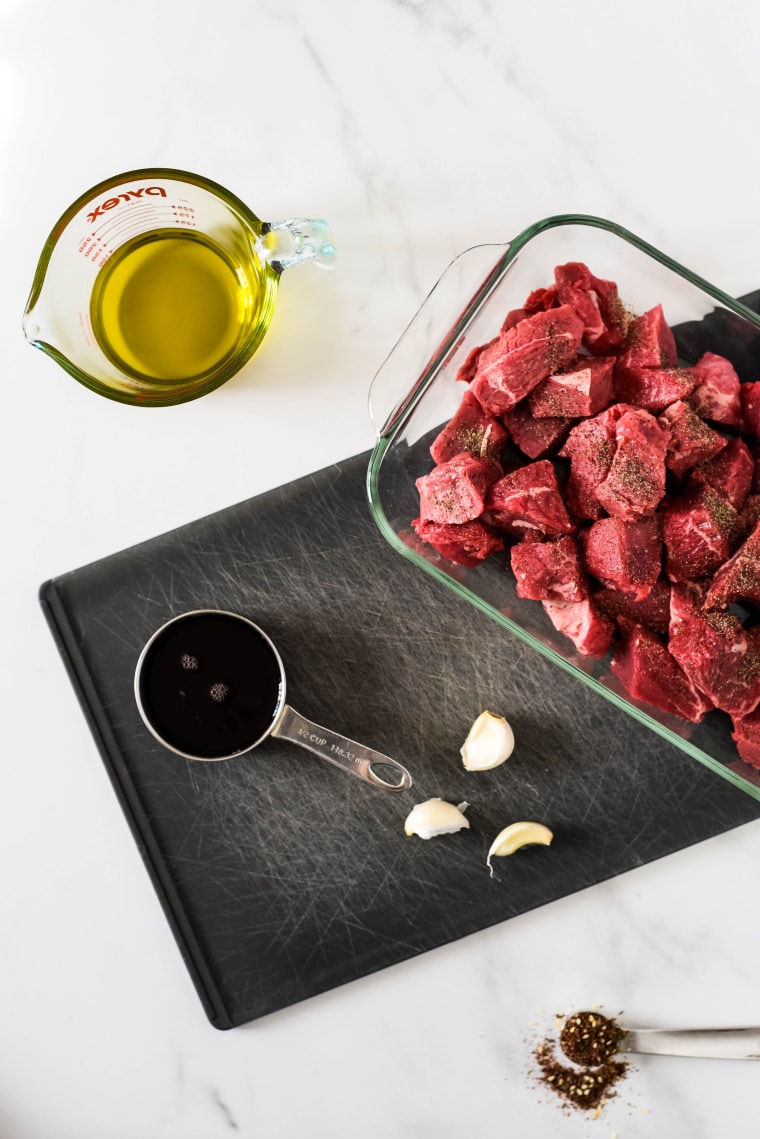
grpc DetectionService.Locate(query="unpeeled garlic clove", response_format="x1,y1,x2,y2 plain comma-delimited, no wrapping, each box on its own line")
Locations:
460,711,514,771
486,821,553,876
404,798,470,840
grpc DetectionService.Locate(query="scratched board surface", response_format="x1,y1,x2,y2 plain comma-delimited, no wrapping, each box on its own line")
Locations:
41,451,760,1029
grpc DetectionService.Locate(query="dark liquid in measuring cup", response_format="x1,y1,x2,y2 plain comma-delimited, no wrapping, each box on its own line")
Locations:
137,612,283,758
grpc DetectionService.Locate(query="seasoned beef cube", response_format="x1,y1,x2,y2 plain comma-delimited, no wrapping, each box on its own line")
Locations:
594,577,671,635
554,262,629,355
411,516,504,568
611,618,714,723
542,597,615,658
484,460,575,538
579,516,661,601
554,261,606,347
730,706,760,769
595,407,670,521
659,400,727,480
470,305,584,415
668,582,760,717
430,391,509,465
416,453,501,525
704,521,760,609
660,485,738,582
690,436,754,512
687,351,742,428
502,401,573,459
559,404,630,520
528,357,615,418
617,304,677,370
613,365,695,412
510,535,587,602
741,381,760,439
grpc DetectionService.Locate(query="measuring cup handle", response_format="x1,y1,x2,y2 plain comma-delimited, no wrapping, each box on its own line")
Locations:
271,705,413,791
258,218,336,272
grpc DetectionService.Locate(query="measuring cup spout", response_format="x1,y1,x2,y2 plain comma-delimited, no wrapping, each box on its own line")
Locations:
258,218,336,272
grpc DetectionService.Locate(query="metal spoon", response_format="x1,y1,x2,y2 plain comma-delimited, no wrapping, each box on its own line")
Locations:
620,1026,760,1060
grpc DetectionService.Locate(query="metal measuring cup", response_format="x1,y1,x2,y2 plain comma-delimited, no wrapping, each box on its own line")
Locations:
134,609,413,791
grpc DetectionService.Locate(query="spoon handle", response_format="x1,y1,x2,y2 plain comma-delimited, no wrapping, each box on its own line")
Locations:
623,1027,760,1060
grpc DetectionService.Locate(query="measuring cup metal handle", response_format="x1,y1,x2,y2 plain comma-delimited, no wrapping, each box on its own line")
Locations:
271,705,413,791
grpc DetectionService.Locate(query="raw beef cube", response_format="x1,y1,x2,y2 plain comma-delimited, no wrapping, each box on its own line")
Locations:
430,390,509,465
704,521,760,609
522,285,559,315
730,706,760,769
554,262,606,347
528,356,615,418
484,460,575,537
585,274,631,355
659,399,727,480
687,351,742,428
690,436,754,512
456,337,498,385
456,339,493,385
617,304,678,370
497,304,584,361
554,262,629,354
595,408,670,521
579,515,661,601
660,485,738,582
411,516,504,568
611,618,714,723
559,405,628,520
470,305,584,415
510,535,587,602
613,365,696,412
416,453,501,525
594,577,671,635
502,401,573,459
741,381,760,438
542,597,615,658
668,582,760,717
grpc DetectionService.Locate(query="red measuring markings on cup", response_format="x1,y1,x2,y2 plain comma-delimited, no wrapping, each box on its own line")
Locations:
86,185,167,223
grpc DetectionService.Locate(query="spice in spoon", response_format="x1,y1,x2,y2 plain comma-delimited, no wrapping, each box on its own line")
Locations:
560,1010,627,1066
532,1010,630,1114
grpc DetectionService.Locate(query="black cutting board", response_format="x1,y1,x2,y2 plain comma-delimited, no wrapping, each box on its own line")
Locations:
40,450,760,1029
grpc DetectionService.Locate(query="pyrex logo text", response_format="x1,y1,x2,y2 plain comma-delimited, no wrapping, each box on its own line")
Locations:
87,186,166,223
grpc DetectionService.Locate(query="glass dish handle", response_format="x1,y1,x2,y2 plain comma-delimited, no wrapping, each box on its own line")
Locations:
368,242,511,439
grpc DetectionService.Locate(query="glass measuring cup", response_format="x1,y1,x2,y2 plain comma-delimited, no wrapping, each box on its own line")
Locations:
22,168,335,406
134,609,413,792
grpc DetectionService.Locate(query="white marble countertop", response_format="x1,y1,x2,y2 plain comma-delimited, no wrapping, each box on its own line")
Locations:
3,0,760,1134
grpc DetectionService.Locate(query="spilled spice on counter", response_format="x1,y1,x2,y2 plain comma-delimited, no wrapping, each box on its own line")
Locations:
532,1010,630,1114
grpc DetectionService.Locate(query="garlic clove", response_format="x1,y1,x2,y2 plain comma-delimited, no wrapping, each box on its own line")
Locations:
486,821,553,875
404,798,471,840
460,711,515,771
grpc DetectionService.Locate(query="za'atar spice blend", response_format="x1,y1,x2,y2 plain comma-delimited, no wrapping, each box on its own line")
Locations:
532,1010,630,1113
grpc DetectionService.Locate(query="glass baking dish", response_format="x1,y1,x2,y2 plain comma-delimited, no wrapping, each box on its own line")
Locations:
367,214,760,802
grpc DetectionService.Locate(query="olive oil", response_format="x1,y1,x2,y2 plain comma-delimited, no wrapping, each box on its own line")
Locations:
90,229,264,382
